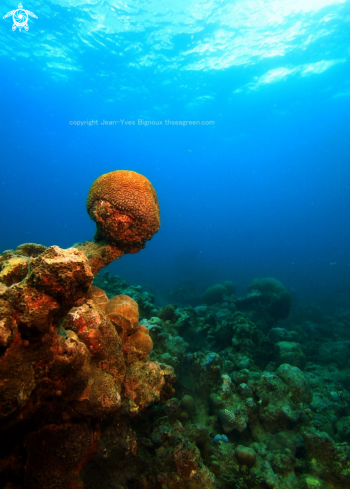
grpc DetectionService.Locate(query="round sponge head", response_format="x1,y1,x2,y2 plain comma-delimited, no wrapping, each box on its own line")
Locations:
86,170,160,252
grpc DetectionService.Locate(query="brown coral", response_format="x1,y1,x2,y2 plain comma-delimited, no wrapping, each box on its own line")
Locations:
89,285,109,312
122,325,153,364
104,295,153,364
86,170,160,252
62,300,126,417
105,294,139,340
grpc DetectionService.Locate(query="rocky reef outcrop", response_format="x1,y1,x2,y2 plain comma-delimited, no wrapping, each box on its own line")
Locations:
0,171,173,489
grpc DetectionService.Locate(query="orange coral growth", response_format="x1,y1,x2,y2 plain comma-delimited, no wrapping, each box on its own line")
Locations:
63,301,126,417
105,294,139,340
75,241,124,276
105,295,153,364
0,169,174,488
122,325,153,364
29,246,94,300
89,285,109,312
86,170,160,251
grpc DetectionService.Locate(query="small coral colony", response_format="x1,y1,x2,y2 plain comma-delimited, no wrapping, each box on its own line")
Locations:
0,171,349,489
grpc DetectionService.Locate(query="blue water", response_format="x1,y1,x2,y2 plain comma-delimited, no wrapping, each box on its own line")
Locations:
1,0,349,308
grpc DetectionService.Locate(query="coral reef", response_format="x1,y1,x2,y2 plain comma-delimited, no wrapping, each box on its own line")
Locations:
203,284,229,305
1,170,350,489
0,245,121,486
236,277,292,330
97,274,348,489
0,171,171,488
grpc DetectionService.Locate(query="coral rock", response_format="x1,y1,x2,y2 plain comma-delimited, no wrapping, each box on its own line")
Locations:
0,256,29,286
74,241,124,276
180,394,196,414
247,278,292,321
236,277,292,330
89,285,109,312
86,170,160,252
301,427,350,486
106,294,139,340
274,341,306,370
15,243,47,257
123,325,153,364
202,284,227,305
25,422,99,489
235,445,257,467
0,171,171,489
29,246,94,300
276,363,313,403
63,301,126,417
123,362,175,413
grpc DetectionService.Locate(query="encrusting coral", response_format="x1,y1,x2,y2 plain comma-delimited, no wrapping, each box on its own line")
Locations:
0,170,172,489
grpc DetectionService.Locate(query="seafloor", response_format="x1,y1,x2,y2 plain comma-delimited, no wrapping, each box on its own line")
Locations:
0,242,349,489
90,272,350,489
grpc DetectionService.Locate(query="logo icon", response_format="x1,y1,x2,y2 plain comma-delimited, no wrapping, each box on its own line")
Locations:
3,3,38,31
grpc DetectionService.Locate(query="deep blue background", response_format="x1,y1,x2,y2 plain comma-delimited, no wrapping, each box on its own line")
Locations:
1,0,349,308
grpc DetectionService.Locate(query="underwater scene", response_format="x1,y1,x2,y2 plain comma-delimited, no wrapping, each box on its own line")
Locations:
1,0,350,488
